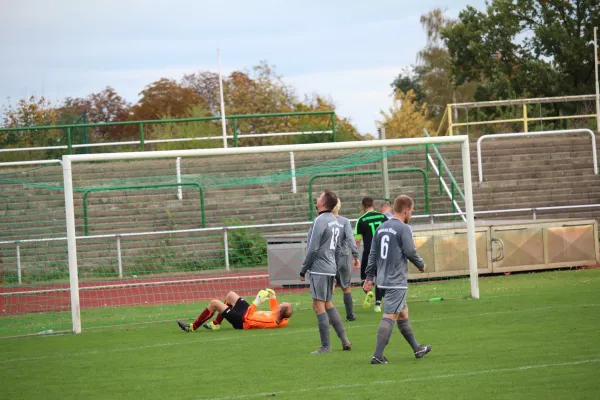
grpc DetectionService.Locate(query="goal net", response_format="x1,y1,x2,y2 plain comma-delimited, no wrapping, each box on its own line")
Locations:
0,136,478,336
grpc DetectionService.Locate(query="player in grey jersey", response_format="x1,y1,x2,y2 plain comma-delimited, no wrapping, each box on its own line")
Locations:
300,190,352,354
364,195,432,364
332,199,360,321
379,201,394,219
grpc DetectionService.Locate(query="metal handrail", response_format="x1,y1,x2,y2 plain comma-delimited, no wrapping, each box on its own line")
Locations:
82,183,205,236
423,128,466,221
0,110,336,155
3,203,599,247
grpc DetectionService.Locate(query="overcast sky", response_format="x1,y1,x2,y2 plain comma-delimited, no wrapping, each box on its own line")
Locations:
0,0,486,134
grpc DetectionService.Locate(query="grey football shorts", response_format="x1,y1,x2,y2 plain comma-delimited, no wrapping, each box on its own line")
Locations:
309,273,334,302
383,288,407,314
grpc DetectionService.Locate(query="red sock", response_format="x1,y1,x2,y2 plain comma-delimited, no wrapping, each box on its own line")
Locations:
213,313,225,325
213,302,231,325
192,308,214,330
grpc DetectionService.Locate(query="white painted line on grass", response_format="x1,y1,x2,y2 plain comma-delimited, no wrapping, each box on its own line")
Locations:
204,358,600,400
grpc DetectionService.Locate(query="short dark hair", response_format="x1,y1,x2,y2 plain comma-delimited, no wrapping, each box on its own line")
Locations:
361,197,374,208
380,201,392,209
394,195,414,213
322,190,338,211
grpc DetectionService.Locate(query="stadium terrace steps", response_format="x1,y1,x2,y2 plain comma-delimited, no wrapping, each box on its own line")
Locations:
1,135,599,277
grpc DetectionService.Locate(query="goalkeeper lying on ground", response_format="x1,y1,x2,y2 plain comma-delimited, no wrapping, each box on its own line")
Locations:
177,289,292,332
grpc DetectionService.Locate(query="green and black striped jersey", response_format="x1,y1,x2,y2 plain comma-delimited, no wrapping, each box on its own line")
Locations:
354,210,388,252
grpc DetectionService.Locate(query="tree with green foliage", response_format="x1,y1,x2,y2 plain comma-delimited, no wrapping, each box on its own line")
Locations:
391,8,476,122
442,0,600,100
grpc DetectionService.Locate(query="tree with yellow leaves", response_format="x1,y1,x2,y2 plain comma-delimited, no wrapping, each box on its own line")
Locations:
379,90,435,138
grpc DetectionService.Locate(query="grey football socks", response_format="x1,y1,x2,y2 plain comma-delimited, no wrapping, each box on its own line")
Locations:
373,317,394,359
343,292,354,318
326,308,350,345
316,312,330,349
397,319,420,351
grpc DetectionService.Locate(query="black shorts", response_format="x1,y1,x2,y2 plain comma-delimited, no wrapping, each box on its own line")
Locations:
222,298,250,330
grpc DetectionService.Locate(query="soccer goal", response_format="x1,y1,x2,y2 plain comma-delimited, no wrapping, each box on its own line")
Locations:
0,135,478,336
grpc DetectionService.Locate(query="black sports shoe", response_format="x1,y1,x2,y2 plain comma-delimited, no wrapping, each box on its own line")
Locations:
177,320,192,332
343,343,352,351
346,313,356,322
414,345,432,359
370,356,389,364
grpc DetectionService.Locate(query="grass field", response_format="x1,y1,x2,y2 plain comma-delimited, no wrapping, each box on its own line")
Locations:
2,268,600,400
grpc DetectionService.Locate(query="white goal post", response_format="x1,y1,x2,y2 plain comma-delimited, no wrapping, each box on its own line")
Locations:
61,135,479,333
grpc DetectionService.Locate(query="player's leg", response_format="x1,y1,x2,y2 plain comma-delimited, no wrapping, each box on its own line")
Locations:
177,299,228,332
337,255,355,321
323,276,351,350
361,254,374,309
396,301,432,359
204,302,230,330
205,291,241,330
374,285,385,313
310,274,332,354
371,288,403,364
224,291,240,305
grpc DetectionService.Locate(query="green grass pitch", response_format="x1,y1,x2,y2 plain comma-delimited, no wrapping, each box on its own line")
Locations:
2,269,600,400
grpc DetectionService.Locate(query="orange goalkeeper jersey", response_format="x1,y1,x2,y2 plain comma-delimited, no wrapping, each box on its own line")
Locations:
242,298,290,330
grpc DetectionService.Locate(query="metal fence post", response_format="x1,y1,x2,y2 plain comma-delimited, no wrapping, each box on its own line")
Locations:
523,104,528,133
380,126,390,201
139,123,145,151
223,227,230,271
116,235,123,278
233,119,239,147
438,158,443,195
66,127,73,155
447,104,454,136
289,151,297,194
176,157,182,200
331,113,336,142
16,241,22,285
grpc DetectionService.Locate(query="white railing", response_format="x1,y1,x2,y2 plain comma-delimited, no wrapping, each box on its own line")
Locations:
3,203,600,285
477,129,598,183
426,153,466,222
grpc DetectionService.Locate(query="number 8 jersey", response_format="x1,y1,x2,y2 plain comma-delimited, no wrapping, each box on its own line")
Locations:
364,219,425,289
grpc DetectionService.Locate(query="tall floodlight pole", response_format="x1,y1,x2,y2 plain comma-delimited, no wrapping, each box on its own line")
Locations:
218,48,228,148
594,27,599,133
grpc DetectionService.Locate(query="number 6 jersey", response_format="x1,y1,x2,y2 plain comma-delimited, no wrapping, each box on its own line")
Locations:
354,210,388,257
364,219,425,289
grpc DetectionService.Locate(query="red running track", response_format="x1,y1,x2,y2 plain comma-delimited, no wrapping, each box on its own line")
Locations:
0,271,289,315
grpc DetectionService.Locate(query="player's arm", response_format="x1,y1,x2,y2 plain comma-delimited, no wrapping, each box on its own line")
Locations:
247,289,270,316
401,226,425,271
364,233,379,281
266,289,279,312
354,218,363,248
300,220,324,278
345,221,360,260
